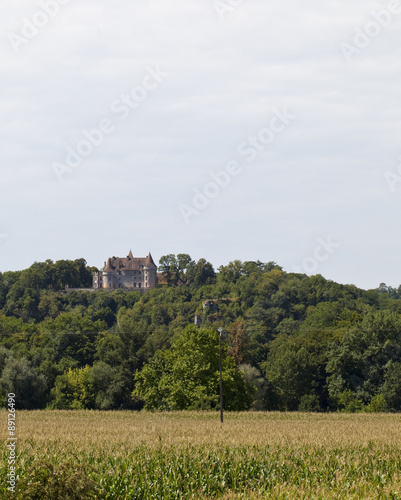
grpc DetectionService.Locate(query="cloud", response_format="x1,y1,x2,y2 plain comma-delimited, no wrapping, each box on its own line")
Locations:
0,0,400,289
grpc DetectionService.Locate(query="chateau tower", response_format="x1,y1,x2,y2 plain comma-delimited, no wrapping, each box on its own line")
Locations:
143,252,157,289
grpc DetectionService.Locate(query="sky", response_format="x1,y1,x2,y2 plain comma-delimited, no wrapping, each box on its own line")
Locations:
1,0,400,290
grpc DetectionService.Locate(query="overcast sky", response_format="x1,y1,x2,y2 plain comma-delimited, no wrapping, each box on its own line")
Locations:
1,0,400,290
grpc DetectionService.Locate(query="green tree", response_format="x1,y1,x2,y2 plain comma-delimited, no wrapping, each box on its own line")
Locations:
50,365,94,409
176,253,195,282
133,326,254,410
158,254,178,285
189,259,216,286
239,363,267,410
90,362,129,410
159,253,195,285
218,260,244,284
72,258,93,288
381,361,401,411
0,357,47,409
95,333,126,367
264,338,314,411
298,393,321,412
326,311,401,404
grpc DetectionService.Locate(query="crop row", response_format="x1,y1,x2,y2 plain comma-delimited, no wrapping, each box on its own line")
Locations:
2,442,401,499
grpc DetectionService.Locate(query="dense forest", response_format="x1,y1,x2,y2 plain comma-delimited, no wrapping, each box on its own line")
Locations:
1,255,401,413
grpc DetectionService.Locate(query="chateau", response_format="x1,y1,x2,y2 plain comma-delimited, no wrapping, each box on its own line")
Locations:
93,250,158,290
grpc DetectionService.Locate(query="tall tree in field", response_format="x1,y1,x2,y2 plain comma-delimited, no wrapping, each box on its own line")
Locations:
133,326,254,410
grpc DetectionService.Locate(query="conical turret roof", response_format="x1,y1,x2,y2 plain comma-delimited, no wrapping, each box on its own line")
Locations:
145,252,157,268
104,258,114,272
128,249,134,260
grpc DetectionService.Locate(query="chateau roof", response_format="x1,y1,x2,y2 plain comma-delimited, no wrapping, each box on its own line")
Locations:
103,250,157,272
156,272,168,285
104,258,114,273
145,252,157,268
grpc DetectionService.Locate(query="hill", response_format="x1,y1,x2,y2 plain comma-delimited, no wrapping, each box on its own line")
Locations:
0,255,400,412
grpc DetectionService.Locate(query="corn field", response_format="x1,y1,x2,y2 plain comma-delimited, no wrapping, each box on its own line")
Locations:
2,411,401,499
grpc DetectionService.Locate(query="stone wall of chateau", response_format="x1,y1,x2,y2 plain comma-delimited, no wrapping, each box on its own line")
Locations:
102,269,156,290
93,272,102,289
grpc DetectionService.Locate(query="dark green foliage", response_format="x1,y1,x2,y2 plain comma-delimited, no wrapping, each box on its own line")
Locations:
381,361,401,410
326,311,401,407
50,362,131,410
0,256,400,411
0,356,47,409
158,253,196,285
298,394,321,412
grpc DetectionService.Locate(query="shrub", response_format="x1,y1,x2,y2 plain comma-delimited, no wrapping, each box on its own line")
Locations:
298,394,321,412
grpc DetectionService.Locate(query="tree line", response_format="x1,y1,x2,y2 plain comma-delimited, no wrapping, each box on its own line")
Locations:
0,255,400,412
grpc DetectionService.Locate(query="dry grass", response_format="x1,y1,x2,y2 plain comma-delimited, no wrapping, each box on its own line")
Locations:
3,410,401,448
